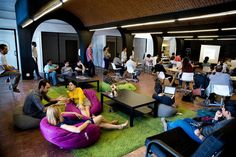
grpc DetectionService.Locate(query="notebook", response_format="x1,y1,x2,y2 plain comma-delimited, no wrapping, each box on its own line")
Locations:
163,86,176,98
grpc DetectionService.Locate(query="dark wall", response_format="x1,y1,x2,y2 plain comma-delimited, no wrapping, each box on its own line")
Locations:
42,32,79,66
184,40,236,62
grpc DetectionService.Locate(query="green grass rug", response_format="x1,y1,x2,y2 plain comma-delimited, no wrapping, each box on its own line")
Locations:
46,86,196,157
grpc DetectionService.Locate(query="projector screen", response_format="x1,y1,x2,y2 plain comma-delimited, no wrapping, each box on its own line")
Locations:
199,45,221,64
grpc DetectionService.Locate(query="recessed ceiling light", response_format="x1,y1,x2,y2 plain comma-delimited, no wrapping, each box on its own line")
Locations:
221,27,236,31
217,38,236,40
168,29,218,33
121,20,175,28
198,35,219,38
34,1,62,21
132,32,163,35
178,10,236,21
89,27,117,31
175,36,193,38
21,19,33,28
184,39,214,40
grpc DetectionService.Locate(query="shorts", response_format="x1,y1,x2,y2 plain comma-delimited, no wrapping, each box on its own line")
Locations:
83,97,91,106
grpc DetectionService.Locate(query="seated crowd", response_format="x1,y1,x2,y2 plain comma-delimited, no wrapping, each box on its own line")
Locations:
10,48,236,154
43,58,89,86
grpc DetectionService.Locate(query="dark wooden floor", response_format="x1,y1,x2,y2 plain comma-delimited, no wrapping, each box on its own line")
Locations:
0,68,204,157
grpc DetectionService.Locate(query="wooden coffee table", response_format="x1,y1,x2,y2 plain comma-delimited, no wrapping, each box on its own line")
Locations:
65,75,99,92
101,89,157,127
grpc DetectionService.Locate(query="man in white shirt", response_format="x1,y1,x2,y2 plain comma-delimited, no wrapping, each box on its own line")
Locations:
0,44,21,92
44,59,59,86
125,56,141,80
31,42,42,79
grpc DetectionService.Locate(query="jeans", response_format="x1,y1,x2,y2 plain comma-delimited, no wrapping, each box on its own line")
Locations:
32,58,41,78
167,118,203,143
1,70,21,89
88,61,95,77
46,71,57,86
104,58,109,70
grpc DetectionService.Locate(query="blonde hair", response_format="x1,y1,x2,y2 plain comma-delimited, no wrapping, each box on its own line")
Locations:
46,105,64,126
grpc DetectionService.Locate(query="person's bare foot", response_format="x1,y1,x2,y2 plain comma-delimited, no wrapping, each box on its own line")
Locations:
119,121,128,129
161,118,167,131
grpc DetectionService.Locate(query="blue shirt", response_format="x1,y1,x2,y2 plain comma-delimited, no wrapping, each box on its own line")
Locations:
44,64,58,73
208,72,233,94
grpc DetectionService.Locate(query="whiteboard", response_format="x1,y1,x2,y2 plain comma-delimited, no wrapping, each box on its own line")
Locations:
199,45,221,64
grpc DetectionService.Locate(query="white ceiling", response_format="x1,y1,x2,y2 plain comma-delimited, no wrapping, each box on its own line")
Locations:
0,0,16,19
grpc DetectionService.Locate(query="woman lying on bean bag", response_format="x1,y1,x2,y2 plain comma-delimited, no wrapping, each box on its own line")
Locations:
41,104,128,149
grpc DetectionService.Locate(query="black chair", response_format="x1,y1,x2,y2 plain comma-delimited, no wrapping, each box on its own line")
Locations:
145,118,236,157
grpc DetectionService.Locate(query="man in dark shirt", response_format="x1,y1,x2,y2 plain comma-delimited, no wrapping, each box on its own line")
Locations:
23,80,65,119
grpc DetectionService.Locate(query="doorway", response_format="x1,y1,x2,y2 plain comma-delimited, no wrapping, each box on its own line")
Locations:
0,29,18,69
65,40,78,64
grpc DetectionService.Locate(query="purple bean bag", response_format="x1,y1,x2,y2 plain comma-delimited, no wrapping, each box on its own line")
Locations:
40,117,100,149
65,89,102,116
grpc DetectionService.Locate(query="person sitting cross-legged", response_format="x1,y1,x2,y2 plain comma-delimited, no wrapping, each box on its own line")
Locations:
47,104,129,132
0,44,21,92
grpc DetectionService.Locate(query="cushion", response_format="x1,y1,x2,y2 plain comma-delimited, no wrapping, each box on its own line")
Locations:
40,117,100,149
13,106,41,130
100,82,136,92
158,104,177,117
65,89,102,115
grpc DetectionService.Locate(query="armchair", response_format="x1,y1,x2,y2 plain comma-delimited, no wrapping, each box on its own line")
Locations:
145,118,236,157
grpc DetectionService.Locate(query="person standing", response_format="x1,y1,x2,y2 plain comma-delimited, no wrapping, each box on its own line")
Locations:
131,47,135,59
0,44,21,93
31,42,42,79
103,46,111,70
121,47,127,64
86,43,95,77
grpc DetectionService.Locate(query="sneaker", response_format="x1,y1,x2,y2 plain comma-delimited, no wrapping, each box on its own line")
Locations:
13,88,20,93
